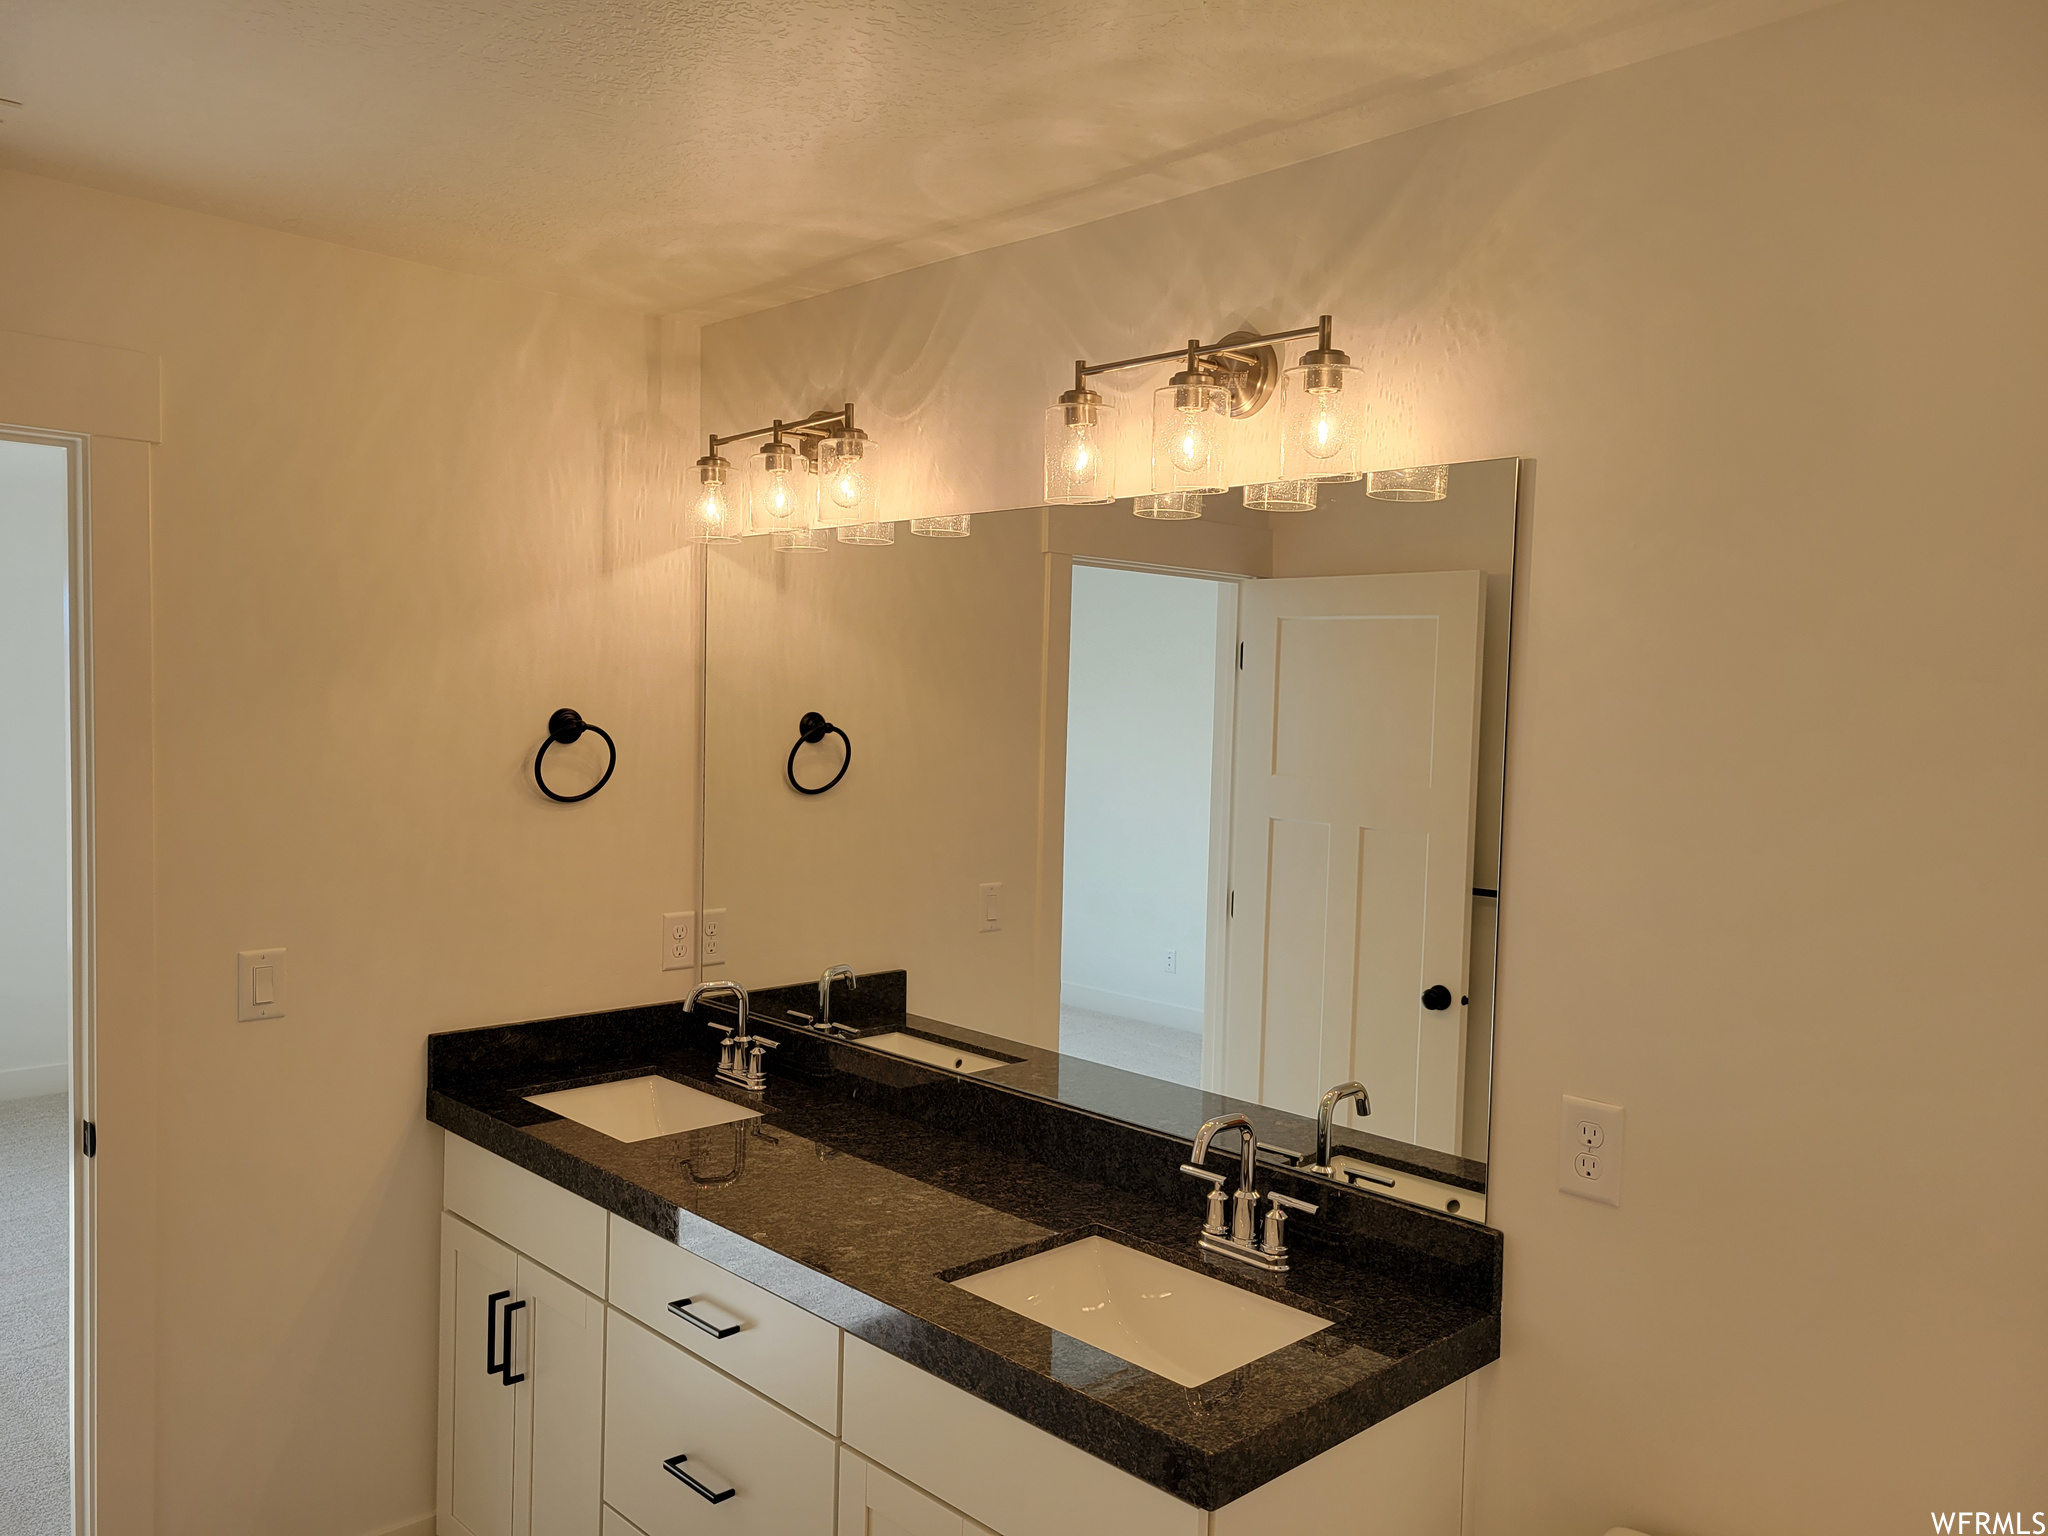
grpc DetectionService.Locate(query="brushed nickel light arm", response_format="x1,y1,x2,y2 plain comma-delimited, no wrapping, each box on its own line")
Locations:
1067,316,1332,420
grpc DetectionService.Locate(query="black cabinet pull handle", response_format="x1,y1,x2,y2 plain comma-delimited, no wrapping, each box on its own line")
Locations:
668,1296,744,1339
662,1452,736,1504
499,1297,527,1385
1421,984,1454,1011
485,1290,511,1378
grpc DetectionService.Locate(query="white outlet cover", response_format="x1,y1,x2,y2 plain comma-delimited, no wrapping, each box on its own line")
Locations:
1559,1094,1624,1206
662,910,695,971
700,908,727,966
238,947,286,1022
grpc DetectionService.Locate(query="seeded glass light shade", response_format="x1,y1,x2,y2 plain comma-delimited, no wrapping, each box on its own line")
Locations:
1044,393,1117,504
911,515,971,538
1150,373,1231,494
1133,491,1202,520
772,527,827,552
1243,480,1318,512
1279,353,1366,483
815,429,877,526
838,521,894,545
1367,464,1450,501
749,440,815,536
688,454,743,542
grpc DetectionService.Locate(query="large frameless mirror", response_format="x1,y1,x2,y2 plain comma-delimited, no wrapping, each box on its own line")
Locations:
701,458,1519,1216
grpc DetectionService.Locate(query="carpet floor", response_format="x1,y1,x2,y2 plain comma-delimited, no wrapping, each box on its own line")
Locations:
1058,1005,1203,1087
0,1091,70,1535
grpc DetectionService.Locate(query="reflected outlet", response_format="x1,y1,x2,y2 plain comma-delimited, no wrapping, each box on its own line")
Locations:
1559,1095,1624,1206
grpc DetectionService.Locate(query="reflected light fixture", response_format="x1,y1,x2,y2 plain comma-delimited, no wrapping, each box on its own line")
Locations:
1366,464,1450,501
838,521,895,545
691,402,866,551
911,515,971,538
1243,480,1318,512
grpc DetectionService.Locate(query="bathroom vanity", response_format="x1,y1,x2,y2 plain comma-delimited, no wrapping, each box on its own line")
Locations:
429,996,1501,1536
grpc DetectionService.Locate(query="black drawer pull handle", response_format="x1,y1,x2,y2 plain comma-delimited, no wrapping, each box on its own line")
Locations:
499,1297,526,1385
485,1290,511,1378
668,1296,744,1340
663,1452,736,1504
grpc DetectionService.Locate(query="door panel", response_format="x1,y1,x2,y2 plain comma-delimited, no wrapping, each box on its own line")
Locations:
517,1256,604,1536
441,1213,519,1536
1226,572,1485,1152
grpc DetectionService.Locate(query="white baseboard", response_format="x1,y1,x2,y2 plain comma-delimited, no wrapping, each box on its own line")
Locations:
0,1061,66,1102
366,1516,434,1536
1059,982,1203,1034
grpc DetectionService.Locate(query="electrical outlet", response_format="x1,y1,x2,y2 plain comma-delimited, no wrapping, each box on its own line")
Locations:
1559,1095,1625,1205
1164,949,1177,974
237,948,286,1022
662,911,695,971
700,908,727,965
979,882,1001,933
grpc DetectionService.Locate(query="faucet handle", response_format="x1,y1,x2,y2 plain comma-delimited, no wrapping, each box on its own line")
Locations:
1178,1163,1225,1188
1180,1164,1230,1239
1267,1191,1318,1216
749,1036,778,1051
703,1019,733,1037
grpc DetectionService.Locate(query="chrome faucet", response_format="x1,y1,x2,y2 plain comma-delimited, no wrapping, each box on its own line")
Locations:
1310,1081,1371,1174
1182,1113,1318,1273
686,980,777,1092
817,965,857,1031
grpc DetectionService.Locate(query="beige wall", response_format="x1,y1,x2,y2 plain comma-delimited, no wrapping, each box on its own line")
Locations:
0,168,700,1536
702,1,2048,1528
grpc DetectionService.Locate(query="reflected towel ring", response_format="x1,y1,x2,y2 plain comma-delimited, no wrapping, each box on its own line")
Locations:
787,711,850,796
534,708,616,803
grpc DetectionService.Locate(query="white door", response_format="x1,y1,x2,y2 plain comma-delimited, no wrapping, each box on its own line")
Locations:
515,1256,605,1536
440,1214,520,1536
1223,571,1486,1152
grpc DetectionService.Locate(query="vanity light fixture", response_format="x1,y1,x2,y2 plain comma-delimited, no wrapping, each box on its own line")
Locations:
1133,491,1203,520
1044,316,1352,513
1243,479,1318,512
690,403,883,548
1366,464,1450,502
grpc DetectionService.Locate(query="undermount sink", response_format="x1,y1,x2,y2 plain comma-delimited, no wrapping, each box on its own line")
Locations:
952,1235,1330,1387
525,1075,760,1143
857,1031,1007,1074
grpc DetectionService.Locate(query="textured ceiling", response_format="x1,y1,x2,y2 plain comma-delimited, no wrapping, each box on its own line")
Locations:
0,0,1825,318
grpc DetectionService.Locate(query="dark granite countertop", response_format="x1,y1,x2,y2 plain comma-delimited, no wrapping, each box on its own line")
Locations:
427,996,1502,1510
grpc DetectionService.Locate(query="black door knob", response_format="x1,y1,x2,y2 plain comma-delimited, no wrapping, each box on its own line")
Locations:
1421,985,1454,1011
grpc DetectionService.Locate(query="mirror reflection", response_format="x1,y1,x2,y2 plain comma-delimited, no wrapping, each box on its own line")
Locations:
703,459,1518,1211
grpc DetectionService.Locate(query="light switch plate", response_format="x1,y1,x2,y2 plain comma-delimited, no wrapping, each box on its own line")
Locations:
238,948,287,1021
979,882,1002,932
1559,1094,1624,1205
662,911,695,971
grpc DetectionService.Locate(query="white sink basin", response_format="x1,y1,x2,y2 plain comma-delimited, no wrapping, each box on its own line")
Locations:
952,1235,1329,1387
858,1032,1007,1074
525,1075,760,1143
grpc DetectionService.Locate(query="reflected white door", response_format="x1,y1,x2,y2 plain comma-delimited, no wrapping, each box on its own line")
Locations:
1222,571,1485,1152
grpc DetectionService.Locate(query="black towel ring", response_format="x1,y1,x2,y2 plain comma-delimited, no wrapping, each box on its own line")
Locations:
534,708,616,803
786,711,850,796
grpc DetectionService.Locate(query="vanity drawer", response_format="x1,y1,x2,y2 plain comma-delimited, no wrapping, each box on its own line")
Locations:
842,1335,1204,1536
607,1213,840,1432
603,1312,835,1536
443,1132,608,1297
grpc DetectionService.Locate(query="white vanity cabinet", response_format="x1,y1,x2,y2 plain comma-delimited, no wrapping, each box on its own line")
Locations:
439,1132,1468,1536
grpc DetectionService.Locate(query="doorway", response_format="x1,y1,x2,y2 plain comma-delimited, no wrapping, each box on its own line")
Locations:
1058,564,1237,1086
0,432,75,1535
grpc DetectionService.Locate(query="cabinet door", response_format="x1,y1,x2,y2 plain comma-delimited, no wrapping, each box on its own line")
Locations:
515,1256,605,1536
603,1311,836,1536
840,1447,1007,1536
440,1213,520,1536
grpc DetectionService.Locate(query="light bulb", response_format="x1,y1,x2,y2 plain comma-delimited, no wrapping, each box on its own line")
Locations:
1303,396,1347,460
694,482,730,533
1064,426,1096,481
830,462,867,509
1170,408,1211,473
763,469,795,518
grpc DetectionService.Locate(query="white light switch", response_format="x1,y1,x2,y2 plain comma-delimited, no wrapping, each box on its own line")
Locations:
238,948,286,1021
1559,1095,1624,1205
979,882,1002,932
